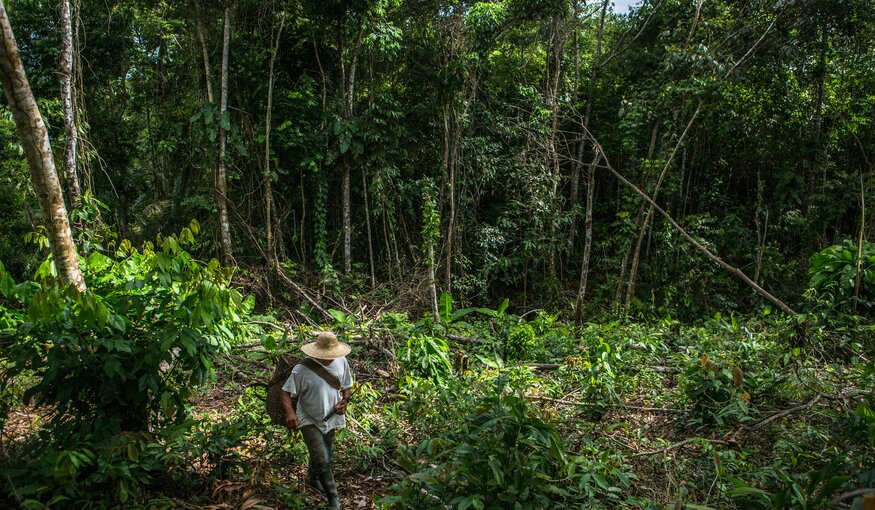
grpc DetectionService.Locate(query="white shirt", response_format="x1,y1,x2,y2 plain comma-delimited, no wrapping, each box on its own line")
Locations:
282,356,354,434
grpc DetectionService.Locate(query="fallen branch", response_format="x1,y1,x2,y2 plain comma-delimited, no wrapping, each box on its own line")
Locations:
748,394,821,431
447,334,482,344
273,266,332,321
525,363,562,371
835,488,875,503
577,126,797,316
631,437,729,458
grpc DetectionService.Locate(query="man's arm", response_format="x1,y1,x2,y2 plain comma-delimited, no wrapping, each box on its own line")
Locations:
335,387,351,416
280,390,299,429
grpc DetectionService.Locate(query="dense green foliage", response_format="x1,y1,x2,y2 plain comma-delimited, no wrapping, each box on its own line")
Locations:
0,0,871,318
0,225,258,506
0,0,874,508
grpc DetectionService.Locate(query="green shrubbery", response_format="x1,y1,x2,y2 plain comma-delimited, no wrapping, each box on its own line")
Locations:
0,222,256,507
382,392,634,510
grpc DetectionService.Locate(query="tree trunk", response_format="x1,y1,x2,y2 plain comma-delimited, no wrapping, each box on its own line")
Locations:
58,0,81,213
0,2,85,292
338,31,359,276
545,15,564,283
573,0,608,322
264,13,284,266
574,149,600,325
194,0,214,104
216,2,233,265
342,154,352,274
363,170,375,288
854,170,866,310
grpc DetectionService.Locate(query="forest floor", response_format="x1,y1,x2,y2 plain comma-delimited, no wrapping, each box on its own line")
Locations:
169,312,873,510
2,312,871,509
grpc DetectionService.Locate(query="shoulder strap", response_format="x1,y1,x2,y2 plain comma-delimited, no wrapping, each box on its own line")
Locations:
301,358,342,391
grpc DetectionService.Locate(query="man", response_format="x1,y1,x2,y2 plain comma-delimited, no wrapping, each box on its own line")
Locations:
280,331,353,510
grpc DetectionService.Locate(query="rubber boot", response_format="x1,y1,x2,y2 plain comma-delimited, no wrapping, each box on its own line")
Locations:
319,470,340,510
305,474,325,493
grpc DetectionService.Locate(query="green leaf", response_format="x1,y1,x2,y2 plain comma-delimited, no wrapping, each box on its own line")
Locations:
497,298,509,315
440,292,453,323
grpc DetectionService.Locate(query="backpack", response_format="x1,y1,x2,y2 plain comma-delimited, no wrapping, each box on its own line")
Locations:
265,354,343,426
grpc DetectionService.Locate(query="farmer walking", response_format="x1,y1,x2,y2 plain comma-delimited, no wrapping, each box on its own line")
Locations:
280,331,354,510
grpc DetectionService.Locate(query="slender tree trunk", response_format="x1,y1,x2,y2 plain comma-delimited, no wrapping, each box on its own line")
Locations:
545,15,564,283
574,149,600,325
339,32,359,275
363,170,375,288
264,14,284,266
754,169,768,283
216,3,233,265
342,155,352,274
567,1,582,239
854,170,866,310
0,2,85,291
615,120,659,303
58,0,81,213
193,0,214,104
573,0,608,321
625,103,701,308
442,103,452,291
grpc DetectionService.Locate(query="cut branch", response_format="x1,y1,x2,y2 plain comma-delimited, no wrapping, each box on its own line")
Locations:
578,126,797,316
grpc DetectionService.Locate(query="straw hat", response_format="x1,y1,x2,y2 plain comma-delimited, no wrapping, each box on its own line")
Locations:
301,331,351,359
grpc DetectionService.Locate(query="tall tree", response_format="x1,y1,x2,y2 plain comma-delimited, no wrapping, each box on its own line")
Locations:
264,10,285,266
216,1,234,265
0,0,85,291
58,0,81,213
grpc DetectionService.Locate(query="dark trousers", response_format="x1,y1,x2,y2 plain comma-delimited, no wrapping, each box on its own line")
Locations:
300,425,338,500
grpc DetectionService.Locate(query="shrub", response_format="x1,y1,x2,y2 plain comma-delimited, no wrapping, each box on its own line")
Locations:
506,322,538,359
400,334,453,384
0,221,256,506
807,239,875,317
681,354,753,428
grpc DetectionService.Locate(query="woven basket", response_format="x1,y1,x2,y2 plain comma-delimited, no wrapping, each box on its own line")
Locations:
265,353,298,425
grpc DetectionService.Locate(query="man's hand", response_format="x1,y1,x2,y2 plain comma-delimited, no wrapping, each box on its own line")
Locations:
284,411,299,430
334,400,349,416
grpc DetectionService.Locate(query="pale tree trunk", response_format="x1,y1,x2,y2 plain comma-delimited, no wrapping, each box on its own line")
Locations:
343,154,351,274
194,0,214,104
573,150,600,325
58,0,81,212
363,170,375,288
545,15,564,282
854,170,866,310
567,1,582,240
624,103,701,308
615,119,658,304
573,0,608,324
216,2,233,265
264,13,284,266
339,31,359,275
0,2,85,291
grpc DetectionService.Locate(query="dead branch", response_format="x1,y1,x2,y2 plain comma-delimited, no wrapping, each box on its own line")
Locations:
631,437,729,458
748,394,821,431
576,126,798,316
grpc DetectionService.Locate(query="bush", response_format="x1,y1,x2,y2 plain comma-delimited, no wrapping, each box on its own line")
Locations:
400,334,453,384
681,354,753,428
506,322,538,359
807,239,875,317
0,221,256,506
382,393,572,509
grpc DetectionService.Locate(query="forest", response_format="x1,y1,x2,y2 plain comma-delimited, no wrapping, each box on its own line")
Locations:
0,0,873,508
